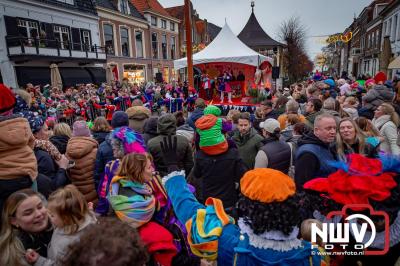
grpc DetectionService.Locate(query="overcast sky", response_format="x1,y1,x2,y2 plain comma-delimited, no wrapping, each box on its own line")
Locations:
159,0,372,60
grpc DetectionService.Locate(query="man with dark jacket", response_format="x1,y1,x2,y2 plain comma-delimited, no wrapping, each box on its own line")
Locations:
305,98,323,126
232,112,263,169
254,118,291,173
295,114,338,190
93,111,129,189
261,100,279,120
187,98,206,129
192,105,247,213
148,114,193,176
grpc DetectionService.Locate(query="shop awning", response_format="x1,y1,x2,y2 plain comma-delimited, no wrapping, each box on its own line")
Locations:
59,67,92,87
388,56,400,69
86,67,106,84
15,67,51,87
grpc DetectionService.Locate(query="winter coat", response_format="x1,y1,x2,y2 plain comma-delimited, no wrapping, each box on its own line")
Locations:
0,115,37,180
66,137,98,204
148,115,193,176
255,137,291,173
192,147,247,208
93,133,114,190
187,107,204,129
49,135,70,154
176,123,195,143
295,132,338,190
34,214,96,266
92,131,109,145
125,106,151,133
362,85,394,111
19,225,53,258
231,128,263,169
372,115,400,155
34,149,68,190
305,110,323,126
142,117,158,145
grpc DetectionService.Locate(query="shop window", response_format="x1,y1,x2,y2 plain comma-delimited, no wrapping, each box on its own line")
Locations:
123,64,145,84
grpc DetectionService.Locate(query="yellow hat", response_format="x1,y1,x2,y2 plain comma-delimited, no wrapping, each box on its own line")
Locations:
240,168,295,203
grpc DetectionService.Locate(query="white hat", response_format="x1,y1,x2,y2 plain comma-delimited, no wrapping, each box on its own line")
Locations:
260,118,280,134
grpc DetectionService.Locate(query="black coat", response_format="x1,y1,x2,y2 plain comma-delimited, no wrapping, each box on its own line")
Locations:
34,148,68,190
92,131,110,145
192,147,247,208
49,135,70,154
93,134,114,190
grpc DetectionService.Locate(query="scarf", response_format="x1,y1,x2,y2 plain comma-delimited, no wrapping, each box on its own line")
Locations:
108,175,156,229
34,139,62,161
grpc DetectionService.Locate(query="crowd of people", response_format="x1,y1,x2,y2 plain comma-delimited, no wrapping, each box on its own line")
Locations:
0,69,400,266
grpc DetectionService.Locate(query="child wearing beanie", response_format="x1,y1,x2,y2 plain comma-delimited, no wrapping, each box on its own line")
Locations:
195,105,228,155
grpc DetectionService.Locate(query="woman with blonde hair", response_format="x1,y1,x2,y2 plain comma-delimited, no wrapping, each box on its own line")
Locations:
0,189,52,266
336,118,377,161
372,103,400,155
49,122,72,154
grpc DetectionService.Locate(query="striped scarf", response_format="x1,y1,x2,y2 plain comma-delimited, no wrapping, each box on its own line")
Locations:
108,175,156,228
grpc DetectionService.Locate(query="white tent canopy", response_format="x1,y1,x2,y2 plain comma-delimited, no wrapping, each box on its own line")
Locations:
174,23,273,70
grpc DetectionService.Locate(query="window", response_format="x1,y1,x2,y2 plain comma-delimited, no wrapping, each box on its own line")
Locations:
372,32,375,48
55,0,74,4
383,21,387,36
82,30,91,50
17,19,38,39
376,29,380,48
119,0,129,14
54,25,70,49
120,28,129,57
161,20,167,29
135,30,144,58
151,16,157,27
393,15,398,42
398,16,400,40
161,34,167,59
152,32,158,59
170,36,176,59
388,18,392,39
170,22,175,31
103,24,114,55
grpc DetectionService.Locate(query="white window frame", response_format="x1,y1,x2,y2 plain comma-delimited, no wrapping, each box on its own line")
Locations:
119,0,130,15
151,16,157,27
54,25,70,49
388,18,392,40
102,22,117,56
151,32,158,59
376,29,380,48
170,22,175,31
119,26,130,57
82,30,91,50
17,19,38,39
134,29,145,58
161,19,167,29
161,33,167,59
393,15,398,42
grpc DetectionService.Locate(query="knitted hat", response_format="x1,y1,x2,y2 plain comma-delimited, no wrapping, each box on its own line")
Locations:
240,168,296,203
195,105,227,155
365,78,375,87
260,118,280,134
111,111,129,128
0,84,16,114
26,112,44,134
72,120,91,137
112,126,146,154
203,105,221,116
374,71,387,84
323,79,335,88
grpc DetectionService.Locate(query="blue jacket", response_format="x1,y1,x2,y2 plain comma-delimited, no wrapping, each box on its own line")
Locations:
93,133,114,190
187,107,204,129
165,173,323,266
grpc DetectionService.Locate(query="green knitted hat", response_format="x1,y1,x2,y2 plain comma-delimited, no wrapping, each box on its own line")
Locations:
204,105,221,116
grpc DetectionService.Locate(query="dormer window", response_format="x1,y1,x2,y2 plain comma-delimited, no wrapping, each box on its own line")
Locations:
119,0,130,15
